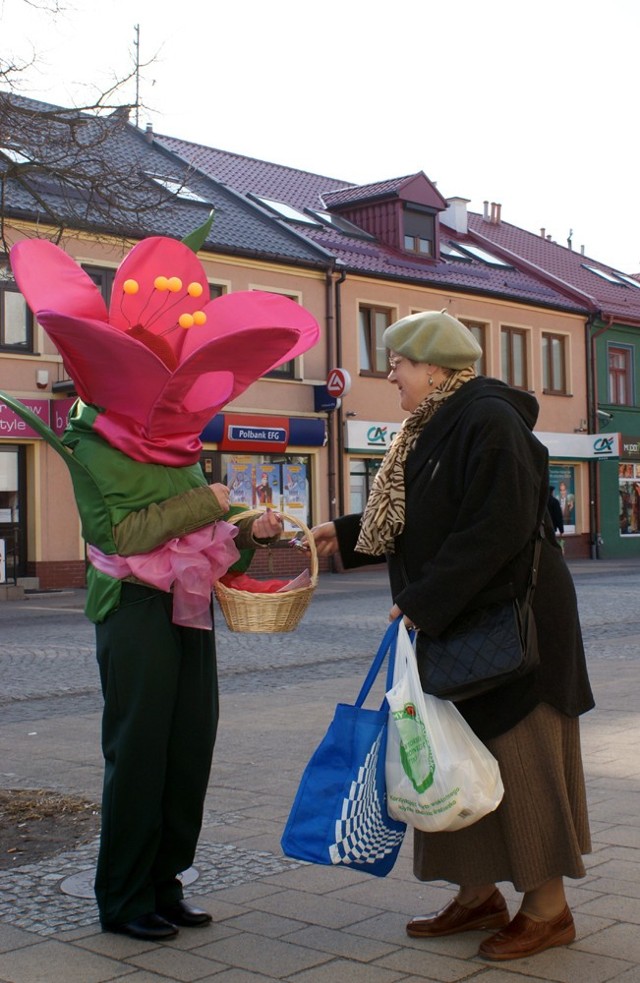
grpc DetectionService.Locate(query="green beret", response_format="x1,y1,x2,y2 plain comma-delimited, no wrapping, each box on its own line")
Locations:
383,309,483,369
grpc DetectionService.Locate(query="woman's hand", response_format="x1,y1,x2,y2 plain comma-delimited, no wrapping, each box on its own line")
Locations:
311,521,339,557
210,482,230,513
389,602,417,630
252,508,284,540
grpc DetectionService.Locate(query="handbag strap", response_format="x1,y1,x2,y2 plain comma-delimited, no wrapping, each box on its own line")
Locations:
355,617,401,708
525,522,545,606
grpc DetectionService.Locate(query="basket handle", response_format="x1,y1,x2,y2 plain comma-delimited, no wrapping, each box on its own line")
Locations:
225,509,318,583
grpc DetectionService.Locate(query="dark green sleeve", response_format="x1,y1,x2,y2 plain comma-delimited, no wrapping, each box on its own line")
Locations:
113,486,226,555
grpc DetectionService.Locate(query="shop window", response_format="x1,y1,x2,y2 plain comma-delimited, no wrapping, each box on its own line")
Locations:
501,326,528,389
619,462,640,535
350,458,382,513
542,332,568,394
219,453,312,531
460,319,487,375
0,264,33,351
359,305,392,376
608,344,633,406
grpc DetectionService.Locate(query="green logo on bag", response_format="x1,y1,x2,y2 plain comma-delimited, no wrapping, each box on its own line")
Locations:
392,702,435,793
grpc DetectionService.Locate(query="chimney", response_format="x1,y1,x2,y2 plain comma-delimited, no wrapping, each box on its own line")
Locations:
441,197,470,234
540,228,546,238
145,122,154,144
489,202,502,224
483,200,490,221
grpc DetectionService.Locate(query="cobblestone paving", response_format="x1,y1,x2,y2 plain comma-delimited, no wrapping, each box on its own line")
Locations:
1,563,639,937
0,830,303,937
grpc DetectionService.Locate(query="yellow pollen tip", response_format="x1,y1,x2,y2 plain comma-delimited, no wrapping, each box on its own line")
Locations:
168,276,183,292
154,276,169,291
187,281,204,298
178,313,194,329
193,311,207,325
123,279,139,294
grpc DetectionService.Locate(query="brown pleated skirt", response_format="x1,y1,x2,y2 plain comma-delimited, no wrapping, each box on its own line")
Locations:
413,702,591,893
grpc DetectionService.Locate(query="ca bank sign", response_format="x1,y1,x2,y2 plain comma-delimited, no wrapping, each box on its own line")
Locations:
345,420,401,453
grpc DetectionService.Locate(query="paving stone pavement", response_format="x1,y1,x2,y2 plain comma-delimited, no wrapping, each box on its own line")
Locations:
1,562,640,982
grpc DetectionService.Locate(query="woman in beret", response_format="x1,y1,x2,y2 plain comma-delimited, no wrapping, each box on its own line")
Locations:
312,310,593,962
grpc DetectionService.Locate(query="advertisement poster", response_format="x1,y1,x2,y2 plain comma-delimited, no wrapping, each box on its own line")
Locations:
618,462,640,535
253,464,279,510
283,463,308,530
549,465,576,534
226,462,253,509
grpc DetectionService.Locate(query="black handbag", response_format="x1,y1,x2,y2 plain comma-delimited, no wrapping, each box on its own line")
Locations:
417,529,543,702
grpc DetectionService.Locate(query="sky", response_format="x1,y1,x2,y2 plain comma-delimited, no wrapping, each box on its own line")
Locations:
3,0,640,273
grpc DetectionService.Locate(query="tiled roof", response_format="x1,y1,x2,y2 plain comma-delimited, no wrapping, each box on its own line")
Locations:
0,95,330,268
155,135,353,211
322,176,417,207
468,212,640,324
152,137,586,313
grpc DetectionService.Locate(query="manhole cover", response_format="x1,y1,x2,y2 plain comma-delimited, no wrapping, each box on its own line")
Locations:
60,866,199,898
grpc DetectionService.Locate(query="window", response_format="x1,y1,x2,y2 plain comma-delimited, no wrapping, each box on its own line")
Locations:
501,326,528,389
147,175,211,204
460,319,486,375
0,264,33,351
454,244,513,267
359,305,392,375
608,345,633,405
253,290,300,379
403,207,435,257
83,265,116,303
254,197,320,225
542,333,568,394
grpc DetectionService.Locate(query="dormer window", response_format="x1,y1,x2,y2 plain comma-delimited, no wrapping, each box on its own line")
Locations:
403,206,435,257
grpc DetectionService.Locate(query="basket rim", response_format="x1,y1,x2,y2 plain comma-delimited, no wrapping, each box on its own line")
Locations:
224,508,318,583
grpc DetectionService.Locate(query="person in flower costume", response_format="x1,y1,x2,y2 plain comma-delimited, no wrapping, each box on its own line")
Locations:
3,227,320,941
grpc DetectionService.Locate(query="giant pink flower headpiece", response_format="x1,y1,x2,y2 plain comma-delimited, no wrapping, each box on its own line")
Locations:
10,236,320,465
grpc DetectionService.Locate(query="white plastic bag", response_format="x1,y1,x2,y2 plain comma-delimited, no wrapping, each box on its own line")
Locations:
385,620,504,832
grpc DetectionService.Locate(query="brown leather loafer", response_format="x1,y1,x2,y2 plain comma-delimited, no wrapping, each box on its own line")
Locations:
406,888,510,938
478,904,575,960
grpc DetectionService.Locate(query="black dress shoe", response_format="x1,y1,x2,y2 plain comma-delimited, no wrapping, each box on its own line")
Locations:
103,912,178,940
157,899,213,927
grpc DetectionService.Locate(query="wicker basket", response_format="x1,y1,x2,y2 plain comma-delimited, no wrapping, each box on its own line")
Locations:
214,510,318,633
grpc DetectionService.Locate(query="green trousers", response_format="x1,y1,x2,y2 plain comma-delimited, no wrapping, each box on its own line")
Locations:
94,583,218,926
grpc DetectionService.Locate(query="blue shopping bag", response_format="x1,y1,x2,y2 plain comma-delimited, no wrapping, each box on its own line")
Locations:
281,618,406,877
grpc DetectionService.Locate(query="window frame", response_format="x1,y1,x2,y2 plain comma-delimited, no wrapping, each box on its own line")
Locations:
541,331,568,395
501,325,529,390
358,304,393,377
0,265,33,352
608,343,634,406
460,318,487,376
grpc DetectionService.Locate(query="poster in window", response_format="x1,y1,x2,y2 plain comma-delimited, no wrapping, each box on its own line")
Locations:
226,462,253,509
549,464,576,534
253,464,279,511
618,462,640,535
283,464,308,530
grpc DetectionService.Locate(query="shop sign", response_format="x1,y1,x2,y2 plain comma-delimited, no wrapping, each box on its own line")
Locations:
0,398,49,439
620,435,640,459
536,431,620,459
219,414,289,452
51,398,77,437
345,419,402,453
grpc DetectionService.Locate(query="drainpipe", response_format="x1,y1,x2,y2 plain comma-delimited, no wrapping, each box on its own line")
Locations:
324,268,337,523
586,314,612,559
334,265,347,517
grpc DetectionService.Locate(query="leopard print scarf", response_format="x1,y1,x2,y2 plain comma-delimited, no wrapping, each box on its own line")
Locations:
355,367,476,555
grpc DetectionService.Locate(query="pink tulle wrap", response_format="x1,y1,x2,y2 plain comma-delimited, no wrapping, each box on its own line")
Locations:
88,522,240,630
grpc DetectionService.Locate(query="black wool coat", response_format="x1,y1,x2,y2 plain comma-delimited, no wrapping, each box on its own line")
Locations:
335,377,594,740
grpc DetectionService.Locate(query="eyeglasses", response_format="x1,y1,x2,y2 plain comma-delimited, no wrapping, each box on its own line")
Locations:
388,356,405,372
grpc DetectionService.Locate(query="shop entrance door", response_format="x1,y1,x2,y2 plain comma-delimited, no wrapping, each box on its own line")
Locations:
0,445,26,582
